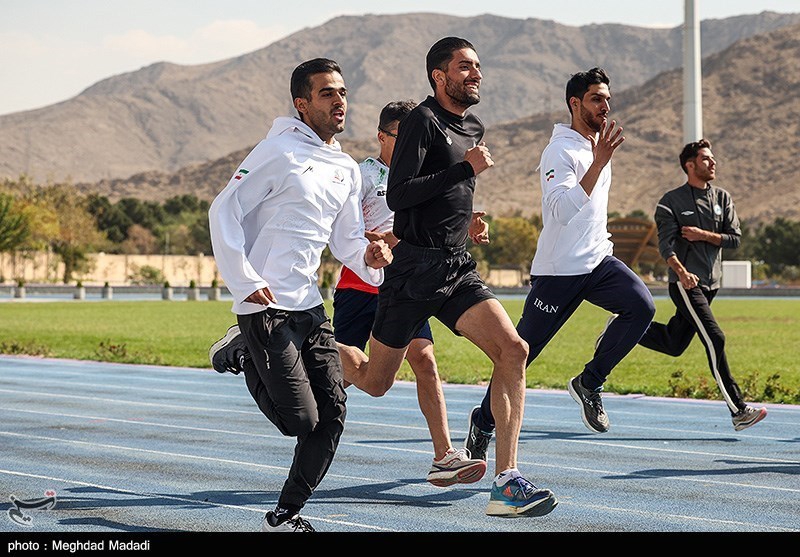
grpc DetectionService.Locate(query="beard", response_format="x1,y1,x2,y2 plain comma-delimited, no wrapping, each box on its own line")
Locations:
306,107,345,138
580,104,605,133
445,75,480,107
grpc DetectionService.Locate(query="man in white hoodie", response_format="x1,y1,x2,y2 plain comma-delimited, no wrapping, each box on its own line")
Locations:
467,68,655,442
208,58,392,532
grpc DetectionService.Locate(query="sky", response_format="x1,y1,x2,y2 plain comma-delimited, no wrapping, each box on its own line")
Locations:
1,0,798,115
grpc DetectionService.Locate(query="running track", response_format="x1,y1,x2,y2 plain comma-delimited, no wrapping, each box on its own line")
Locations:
1,355,798,536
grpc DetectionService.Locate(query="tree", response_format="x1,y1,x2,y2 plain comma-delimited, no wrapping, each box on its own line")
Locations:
34,185,106,283
0,193,30,253
474,216,540,271
120,224,159,254
753,218,800,272
87,194,133,245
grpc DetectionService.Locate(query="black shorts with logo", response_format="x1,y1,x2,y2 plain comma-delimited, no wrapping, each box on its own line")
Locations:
372,241,496,348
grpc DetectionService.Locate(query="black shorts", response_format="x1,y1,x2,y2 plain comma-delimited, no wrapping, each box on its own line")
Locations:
332,288,433,351
372,241,496,349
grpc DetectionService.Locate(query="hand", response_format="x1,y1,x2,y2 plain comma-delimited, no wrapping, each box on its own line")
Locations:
365,229,399,249
681,226,707,242
365,239,393,269
469,210,489,244
678,269,699,290
464,142,494,175
589,119,624,168
245,286,277,306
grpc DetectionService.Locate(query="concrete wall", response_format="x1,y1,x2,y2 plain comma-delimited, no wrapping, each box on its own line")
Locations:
1,251,533,288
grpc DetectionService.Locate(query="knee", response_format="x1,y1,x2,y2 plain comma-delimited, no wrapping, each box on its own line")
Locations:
496,335,529,368
364,377,394,398
627,294,656,325
406,351,438,382
278,409,319,437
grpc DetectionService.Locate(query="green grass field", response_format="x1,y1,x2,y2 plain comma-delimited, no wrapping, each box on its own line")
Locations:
0,298,797,404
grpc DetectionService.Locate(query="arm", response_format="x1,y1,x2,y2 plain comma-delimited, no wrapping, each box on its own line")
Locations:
680,192,741,249
666,254,700,289
386,110,476,211
540,147,591,225
654,199,698,289
329,179,388,286
208,151,276,305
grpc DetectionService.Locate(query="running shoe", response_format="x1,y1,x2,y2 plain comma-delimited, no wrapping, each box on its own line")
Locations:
208,325,247,375
594,313,618,351
485,475,558,518
568,375,610,433
464,405,493,462
427,448,487,487
732,406,767,431
261,511,315,532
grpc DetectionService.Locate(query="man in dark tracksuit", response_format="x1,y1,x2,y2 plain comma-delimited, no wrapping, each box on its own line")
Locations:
637,138,767,432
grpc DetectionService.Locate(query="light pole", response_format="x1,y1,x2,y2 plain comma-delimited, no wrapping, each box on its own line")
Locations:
683,0,703,143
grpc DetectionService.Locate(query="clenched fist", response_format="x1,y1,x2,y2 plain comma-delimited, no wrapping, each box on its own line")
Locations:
464,142,494,175
365,239,393,269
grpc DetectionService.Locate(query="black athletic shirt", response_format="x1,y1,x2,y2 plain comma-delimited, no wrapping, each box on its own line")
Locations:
387,96,483,248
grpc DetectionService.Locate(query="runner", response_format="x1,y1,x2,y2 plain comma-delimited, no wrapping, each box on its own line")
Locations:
207,58,392,532
337,37,558,518
637,138,767,431
466,67,655,448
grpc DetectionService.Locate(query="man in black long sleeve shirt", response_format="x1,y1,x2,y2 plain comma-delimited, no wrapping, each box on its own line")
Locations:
387,95,483,248
338,36,557,519
637,138,767,431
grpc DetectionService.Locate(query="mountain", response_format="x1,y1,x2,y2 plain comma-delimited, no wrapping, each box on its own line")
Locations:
2,11,799,184
74,21,800,226
474,21,800,224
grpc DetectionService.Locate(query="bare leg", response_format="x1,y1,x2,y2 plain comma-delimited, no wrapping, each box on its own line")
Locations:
455,298,528,476
406,338,452,460
337,335,407,397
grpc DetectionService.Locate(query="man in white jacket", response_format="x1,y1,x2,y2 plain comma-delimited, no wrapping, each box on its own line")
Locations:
467,68,655,441
208,58,392,532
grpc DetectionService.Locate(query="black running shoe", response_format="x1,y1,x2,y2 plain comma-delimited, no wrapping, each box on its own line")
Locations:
208,325,247,375
464,405,494,461
568,376,610,433
261,511,315,532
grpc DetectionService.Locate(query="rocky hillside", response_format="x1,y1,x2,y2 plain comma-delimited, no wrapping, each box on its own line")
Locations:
74,22,800,225
2,11,798,184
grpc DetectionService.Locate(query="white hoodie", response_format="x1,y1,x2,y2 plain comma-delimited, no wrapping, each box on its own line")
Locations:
530,123,614,276
209,116,382,315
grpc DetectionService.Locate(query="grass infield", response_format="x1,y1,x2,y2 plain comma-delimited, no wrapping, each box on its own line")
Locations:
0,297,797,404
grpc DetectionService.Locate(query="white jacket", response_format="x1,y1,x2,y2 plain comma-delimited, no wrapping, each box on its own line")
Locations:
209,117,382,315
530,123,614,276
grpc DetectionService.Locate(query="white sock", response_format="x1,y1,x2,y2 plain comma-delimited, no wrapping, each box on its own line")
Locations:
494,468,521,485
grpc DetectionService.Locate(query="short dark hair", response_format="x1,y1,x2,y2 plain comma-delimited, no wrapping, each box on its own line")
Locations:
290,58,342,102
679,138,712,174
378,100,417,131
426,37,476,91
565,67,610,111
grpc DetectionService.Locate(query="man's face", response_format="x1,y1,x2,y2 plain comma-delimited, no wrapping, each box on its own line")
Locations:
297,71,347,142
441,48,482,108
575,83,611,133
688,147,716,182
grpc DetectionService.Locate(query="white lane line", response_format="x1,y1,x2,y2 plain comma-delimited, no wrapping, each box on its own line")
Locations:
6,406,800,472
556,501,799,532
1,386,797,444
3,408,800,497
1,431,793,532
0,467,395,532
0,377,246,400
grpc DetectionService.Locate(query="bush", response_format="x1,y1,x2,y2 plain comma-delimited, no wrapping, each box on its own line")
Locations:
128,264,165,285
